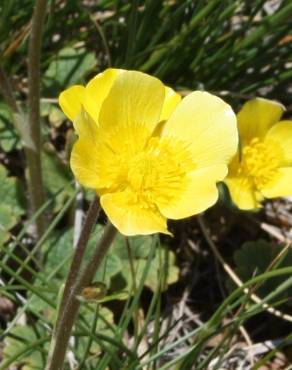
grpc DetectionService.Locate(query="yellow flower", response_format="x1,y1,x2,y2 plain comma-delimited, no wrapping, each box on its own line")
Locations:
59,69,238,235
225,98,292,210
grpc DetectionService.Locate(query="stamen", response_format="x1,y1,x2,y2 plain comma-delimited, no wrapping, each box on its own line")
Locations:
238,137,282,189
125,137,195,207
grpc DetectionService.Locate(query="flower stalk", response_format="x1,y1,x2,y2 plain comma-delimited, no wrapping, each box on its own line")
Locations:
58,197,101,316
45,215,117,370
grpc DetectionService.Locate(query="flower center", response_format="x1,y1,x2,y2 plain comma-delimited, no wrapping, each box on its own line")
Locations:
126,137,195,207
238,137,281,189
127,153,156,191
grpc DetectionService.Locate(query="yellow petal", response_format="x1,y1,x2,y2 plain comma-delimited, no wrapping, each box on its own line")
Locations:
157,165,227,219
261,168,292,198
160,86,181,121
70,137,102,189
70,112,106,190
100,191,169,236
59,69,122,131
73,108,99,141
59,85,85,121
237,98,285,143
70,110,125,192
84,68,122,122
99,70,165,152
224,177,261,210
161,91,238,167
71,138,123,192
265,120,292,166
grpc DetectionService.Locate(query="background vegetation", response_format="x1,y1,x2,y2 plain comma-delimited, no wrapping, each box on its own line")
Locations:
0,0,292,369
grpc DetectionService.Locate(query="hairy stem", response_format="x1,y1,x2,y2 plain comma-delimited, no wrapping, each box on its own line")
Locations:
27,0,48,237
58,197,100,317
45,220,117,370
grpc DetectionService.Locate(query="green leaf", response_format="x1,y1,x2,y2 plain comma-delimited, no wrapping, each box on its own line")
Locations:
120,247,179,292
77,306,115,359
146,248,179,291
43,228,74,278
43,226,121,285
48,106,65,127
40,102,51,117
231,240,292,301
94,253,122,285
0,204,17,233
43,47,97,93
41,148,74,211
86,226,123,285
26,292,58,324
0,164,25,243
81,305,114,330
41,103,66,127
112,235,179,292
0,102,20,152
112,234,152,259
3,325,46,370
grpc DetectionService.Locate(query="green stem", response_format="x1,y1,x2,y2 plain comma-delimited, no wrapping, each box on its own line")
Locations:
45,221,117,370
26,0,48,237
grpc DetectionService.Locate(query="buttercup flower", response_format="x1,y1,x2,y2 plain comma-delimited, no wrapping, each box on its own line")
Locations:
59,69,238,235
225,98,292,210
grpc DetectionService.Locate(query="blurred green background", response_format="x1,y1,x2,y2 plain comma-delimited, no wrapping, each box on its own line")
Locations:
1,1,292,369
